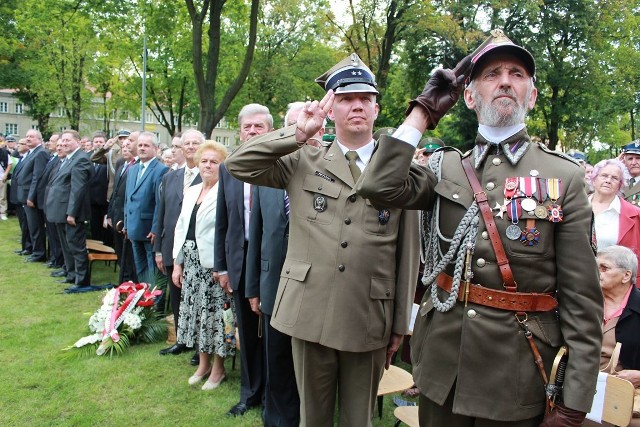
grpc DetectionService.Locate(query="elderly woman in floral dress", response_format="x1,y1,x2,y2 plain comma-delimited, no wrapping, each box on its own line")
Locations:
172,141,235,390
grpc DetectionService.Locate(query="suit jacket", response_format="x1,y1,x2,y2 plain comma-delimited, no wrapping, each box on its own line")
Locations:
152,168,202,267
89,162,109,207
16,144,49,206
617,196,640,265
357,130,604,418
225,125,419,353
107,158,128,227
39,155,61,213
623,180,640,205
173,182,218,269
213,164,248,292
45,150,92,223
124,158,168,241
245,186,289,315
616,285,640,370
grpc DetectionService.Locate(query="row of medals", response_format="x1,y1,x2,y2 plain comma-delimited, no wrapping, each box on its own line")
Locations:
494,177,563,246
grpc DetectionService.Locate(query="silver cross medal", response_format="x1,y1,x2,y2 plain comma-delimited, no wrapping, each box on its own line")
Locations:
493,199,508,219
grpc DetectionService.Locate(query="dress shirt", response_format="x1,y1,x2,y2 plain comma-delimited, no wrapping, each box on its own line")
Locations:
590,194,621,250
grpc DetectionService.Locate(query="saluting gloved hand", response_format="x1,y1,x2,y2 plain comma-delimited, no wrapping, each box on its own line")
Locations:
406,54,473,130
538,404,586,427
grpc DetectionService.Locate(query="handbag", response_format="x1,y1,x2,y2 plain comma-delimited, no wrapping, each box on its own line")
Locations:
605,341,640,417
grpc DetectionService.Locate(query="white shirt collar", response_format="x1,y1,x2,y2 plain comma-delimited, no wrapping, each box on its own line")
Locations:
478,124,525,144
335,138,375,167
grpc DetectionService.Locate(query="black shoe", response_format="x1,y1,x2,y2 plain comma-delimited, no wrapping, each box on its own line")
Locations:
190,352,199,366
14,249,24,254
226,402,250,417
48,263,62,269
64,284,91,293
25,256,46,262
18,250,32,256
56,278,75,284
159,343,188,355
51,270,66,277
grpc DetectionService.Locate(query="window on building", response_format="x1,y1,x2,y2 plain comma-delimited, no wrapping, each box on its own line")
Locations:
0,102,7,113
5,124,18,135
31,125,38,130
146,112,154,123
15,103,23,114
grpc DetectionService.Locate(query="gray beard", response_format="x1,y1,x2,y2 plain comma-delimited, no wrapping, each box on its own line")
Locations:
475,91,529,127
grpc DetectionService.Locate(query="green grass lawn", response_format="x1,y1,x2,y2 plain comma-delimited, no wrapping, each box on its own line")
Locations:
0,217,415,426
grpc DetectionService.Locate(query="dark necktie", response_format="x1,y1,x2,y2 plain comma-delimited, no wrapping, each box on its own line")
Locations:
345,151,361,181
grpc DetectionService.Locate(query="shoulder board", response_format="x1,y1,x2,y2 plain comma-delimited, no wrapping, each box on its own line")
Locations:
537,143,582,166
435,146,463,156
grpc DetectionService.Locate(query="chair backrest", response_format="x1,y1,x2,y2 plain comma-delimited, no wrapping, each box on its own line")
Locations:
601,375,634,426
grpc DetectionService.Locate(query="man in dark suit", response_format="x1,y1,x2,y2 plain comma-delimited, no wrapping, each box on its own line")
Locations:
153,129,203,356
124,131,168,282
46,130,92,291
17,129,50,262
10,139,32,254
214,104,273,417
88,132,111,245
37,137,64,269
107,139,137,283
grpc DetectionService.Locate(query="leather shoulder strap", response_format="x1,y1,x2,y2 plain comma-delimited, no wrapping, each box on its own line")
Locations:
461,157,516,291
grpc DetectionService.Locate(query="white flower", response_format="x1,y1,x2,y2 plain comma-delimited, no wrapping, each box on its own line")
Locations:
73,333,102,348
123,313,142,330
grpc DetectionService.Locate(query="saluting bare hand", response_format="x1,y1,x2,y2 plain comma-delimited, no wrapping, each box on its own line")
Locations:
295,90,335,142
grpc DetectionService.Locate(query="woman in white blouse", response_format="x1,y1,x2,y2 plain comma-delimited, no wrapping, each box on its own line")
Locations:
590,158,640,265
172,141,235,390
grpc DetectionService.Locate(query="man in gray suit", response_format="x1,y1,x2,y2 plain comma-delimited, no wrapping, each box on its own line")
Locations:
153,129,203,356
214,104,273,417
225,56,418,426
46,130,92,291
17,129,50,262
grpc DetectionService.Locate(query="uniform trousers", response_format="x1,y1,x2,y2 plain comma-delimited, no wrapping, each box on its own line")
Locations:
419,389,543,427
55,222,89,286
291,337,386,427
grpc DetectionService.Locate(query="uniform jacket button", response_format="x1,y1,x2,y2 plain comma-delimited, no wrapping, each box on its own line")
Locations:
341,241,348,248
492,157,502,166
344,218,351,225
467,309,477,318
338,264,345,272
485,182,495,191
476,258,486,267
481,231,489,240
349,194,356,202
385,289,391,297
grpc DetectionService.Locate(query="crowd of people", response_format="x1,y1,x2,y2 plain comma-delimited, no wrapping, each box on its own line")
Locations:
3,28,640,426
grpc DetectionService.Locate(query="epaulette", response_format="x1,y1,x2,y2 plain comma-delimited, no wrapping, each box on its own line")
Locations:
537,143,582,166
435,146,464,156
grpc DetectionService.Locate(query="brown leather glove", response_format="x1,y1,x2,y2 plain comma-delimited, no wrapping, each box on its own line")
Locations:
538,404,586,427
405,54,473,130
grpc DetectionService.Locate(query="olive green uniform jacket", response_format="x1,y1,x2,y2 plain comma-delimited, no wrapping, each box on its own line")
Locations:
623,180,640,205
357,130,603,420
225,125,418,352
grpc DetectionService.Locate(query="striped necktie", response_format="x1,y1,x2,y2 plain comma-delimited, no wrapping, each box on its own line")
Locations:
284,191,290,218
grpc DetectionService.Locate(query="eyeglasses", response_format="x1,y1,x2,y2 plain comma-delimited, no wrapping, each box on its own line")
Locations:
597,173,620,182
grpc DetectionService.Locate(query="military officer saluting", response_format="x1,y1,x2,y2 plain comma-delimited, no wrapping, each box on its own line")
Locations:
358,30,603,426
225,55,418,426
622,140,640,205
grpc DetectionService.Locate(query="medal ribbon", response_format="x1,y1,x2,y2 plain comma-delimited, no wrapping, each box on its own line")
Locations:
504,177,518,199
547,178,561,202
536,178,548,203
507,199,522,222
519,177,536,199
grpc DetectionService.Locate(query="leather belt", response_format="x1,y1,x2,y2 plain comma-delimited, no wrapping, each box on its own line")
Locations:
436,273,558,312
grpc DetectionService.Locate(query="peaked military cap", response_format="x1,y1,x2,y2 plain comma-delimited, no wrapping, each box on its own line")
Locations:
418,137,444,153
116,129,131,138
5,135,16,142
316,53,378,95
373,127,396,141
467,29,536,84
623,139,640,155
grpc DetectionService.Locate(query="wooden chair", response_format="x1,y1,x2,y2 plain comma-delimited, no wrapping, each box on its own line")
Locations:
376,365,414,419
595,375,635,427
86,241,118,282
393,405,419,427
